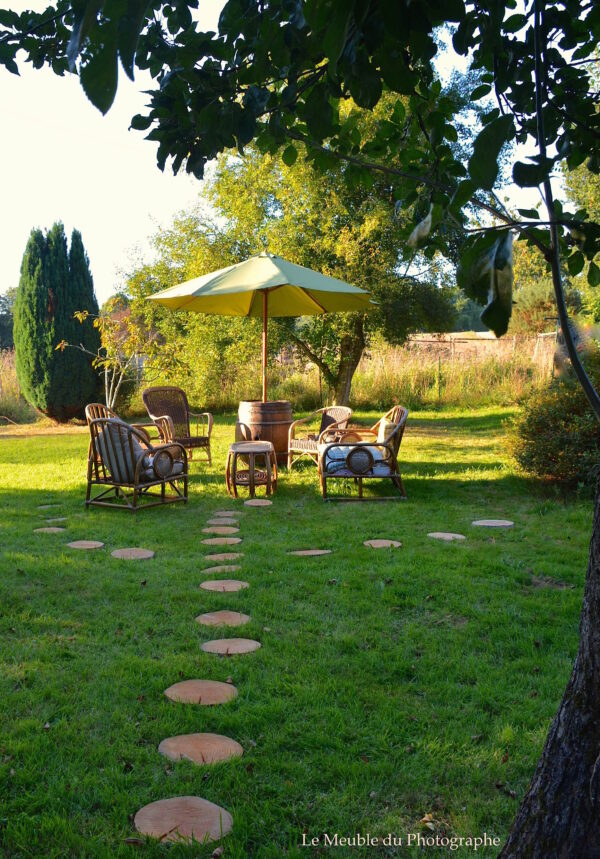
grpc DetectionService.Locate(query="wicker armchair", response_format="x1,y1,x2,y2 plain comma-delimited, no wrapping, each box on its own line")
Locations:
318,405,408,500
287,406,353,469
86,417,188,512
142,386,213,464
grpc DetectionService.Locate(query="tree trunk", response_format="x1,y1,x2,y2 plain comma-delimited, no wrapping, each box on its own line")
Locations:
499,475,600,858
332,319,365,406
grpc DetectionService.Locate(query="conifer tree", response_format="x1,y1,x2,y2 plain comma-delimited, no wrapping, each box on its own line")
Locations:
13,223,100,420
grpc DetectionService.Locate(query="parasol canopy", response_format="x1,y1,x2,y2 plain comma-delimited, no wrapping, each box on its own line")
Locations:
148,252,372,401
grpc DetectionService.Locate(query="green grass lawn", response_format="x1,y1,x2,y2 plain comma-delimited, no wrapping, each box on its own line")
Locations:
0,407,591,858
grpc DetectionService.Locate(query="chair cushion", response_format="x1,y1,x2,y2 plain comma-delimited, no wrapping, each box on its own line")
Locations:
140,459,185,483
97,419,148,483
377,417,397,444
319,411,338,435
319,443,391,475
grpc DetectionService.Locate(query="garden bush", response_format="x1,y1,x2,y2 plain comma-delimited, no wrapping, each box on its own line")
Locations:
509,342,600,489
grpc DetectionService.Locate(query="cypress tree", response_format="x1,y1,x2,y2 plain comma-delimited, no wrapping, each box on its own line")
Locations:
14,223,101,421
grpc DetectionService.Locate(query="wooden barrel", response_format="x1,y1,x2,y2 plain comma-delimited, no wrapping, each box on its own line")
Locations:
236,400,293,465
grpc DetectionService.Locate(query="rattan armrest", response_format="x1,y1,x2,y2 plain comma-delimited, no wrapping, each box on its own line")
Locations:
190,411,213,437
288,408,322,441
151,414,175,442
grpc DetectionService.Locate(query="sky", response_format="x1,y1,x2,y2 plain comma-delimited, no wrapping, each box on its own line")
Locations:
0,0,224,305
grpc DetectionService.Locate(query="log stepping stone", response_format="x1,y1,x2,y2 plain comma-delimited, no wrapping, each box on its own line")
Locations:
202,565,241,575
46,517,67,523
164,679,238,705
205,552,243,562
363,539,402,549
201,638,261,655
67,540,104,550
133,796,233,843
202,537,242,546
158,733,243,765
288,549,332,557
196,610,250,628
202,526,240,535
244,498,272,507
200,579,249,593
472,519,514,528
213,510,240,517
428,532,466,542
206,518,239,526
37,504,59,510
111,547,155,560
34,527,65,534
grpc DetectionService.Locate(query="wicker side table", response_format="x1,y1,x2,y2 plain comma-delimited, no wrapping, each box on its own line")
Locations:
225,441,278,498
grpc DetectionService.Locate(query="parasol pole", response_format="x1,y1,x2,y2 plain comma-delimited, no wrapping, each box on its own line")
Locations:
262,290,268,403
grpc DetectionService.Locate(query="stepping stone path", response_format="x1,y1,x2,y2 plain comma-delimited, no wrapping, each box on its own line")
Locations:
196,610,250,628
164,679,238,705
202,565,241,575
363,539,402,549
202,526,240,535
46,517,67,523
428,532,466,542
244,498,272,507
34,527,65,534
200,579,249,593
205,552,243,562
158,733,243,765
37,504,59,510
111,548,155,560
201,638,261,655
206,518,239,526
67,540,104,550
289,549,331,557
213,510,240,517
202,537,242,546
134,796,233,844
472,519,514,528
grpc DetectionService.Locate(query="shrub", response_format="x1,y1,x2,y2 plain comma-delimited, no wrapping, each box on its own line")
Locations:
13,224,101,421
509,342,600,488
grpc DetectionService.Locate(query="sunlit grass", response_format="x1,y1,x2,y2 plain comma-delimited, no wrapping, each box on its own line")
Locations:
0,407,590,857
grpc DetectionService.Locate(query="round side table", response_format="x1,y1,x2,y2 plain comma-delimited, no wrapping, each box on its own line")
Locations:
226,441,278,498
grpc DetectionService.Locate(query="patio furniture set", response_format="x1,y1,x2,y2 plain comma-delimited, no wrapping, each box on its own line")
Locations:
84,386,408,512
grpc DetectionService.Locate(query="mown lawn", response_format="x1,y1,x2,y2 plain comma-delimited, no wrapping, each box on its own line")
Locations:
0,407,591,858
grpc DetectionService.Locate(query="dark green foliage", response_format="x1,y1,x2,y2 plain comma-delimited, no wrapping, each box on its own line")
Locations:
0,288,15,348
13,223,101,421
510,343,600,489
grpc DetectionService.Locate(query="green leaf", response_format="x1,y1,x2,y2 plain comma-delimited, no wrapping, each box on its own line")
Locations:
281,144,298,166
567,251,585,276
67,0,104,72
322,5,352,70
302,84,333,139
118,0,150,81
513,157,554,187
130,113,152,130
468,115,514,191
450,179,476,212
79,24,119,114
457,231,514,336
588,261,600,287
470,84,492,100
517,208,540,219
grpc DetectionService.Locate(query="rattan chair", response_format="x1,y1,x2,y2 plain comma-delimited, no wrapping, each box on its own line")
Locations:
287,406,353,469
86,417,188,512
142,386,213,464
318,405,408,500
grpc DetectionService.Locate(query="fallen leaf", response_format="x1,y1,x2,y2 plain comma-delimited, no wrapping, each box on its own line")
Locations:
140,580,147,587
360,755,369,764
370,790,377,798
123,837,145,846
502,752,509,764
212,848,224,858
44,722,50,731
